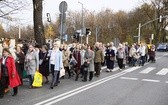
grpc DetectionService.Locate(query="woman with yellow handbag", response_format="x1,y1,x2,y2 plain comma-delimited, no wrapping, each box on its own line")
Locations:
24,44,39,89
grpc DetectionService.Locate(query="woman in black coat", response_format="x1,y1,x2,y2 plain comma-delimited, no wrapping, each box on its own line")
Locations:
39,45,50,84
15,46,25,85
106,45,115,72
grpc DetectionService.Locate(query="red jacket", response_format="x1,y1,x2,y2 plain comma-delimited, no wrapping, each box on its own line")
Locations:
0,56,21,88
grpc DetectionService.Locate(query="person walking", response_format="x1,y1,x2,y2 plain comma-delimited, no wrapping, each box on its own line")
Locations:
49,41,63,89
106,44,115,72
148,44,156,63
62,44,71,78
1,39,17,93
137,43,146,66
116,44,126,70
80,45,86,78
94,42,104,77
39,45,50,84
73,44,81,81
24,44,39,89
0,48,21,98
82,44,95,82
15,45,25,85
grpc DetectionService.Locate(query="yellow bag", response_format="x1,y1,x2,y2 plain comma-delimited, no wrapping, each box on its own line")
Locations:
32,71,43,87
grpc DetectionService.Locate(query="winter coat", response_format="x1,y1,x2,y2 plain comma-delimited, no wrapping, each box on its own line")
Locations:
62,50,71,67
15,51,25,78
116,48,125,59
0,56,21,88
73,50,81,71
39,51,49,76
94,47,104,63
25,50,39,75
84,50,95,72
53,50,63,71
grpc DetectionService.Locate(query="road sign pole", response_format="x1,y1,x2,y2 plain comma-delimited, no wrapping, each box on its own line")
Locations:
138,23,141,44
78,1,84,44
61,12,63,43
59,1,67,44
96,27,98,42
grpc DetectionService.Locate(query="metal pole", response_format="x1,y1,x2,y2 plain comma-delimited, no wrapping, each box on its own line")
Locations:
136,16,168,44
96,27,98,42
138,23,141,44
61,5,64,44
19,26,21,39
78,1,84,44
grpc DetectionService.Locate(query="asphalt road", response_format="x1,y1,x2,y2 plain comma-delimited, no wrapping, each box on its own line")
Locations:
1,51,168,105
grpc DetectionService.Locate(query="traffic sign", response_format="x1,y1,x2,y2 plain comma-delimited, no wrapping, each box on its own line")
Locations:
59,1,68,13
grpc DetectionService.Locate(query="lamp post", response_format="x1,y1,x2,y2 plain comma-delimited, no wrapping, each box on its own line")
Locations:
138,23,141,44
78,1,84,44
136,16,168,44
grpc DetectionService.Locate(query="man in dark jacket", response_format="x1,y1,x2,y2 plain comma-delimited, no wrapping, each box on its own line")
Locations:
94,42,104,77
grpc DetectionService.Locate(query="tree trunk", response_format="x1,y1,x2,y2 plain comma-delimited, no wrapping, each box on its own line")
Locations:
32,0,45,45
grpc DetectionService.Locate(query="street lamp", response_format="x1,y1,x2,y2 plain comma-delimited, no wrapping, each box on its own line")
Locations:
136,16,168,44
78,1,84,43
138,23,141,44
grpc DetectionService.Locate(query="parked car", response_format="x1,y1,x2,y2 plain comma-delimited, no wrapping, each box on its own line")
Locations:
157,43,168,51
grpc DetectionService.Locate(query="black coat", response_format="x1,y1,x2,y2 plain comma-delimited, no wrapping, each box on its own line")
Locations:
15,51,25,79
39,51,50,76
106,49,115,69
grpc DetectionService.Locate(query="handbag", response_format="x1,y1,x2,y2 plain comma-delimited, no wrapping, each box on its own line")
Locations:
110,56,115,61
32,71,43,87
59,68,65,78
22,70,27,78
69,57,77,66
83,61,89,67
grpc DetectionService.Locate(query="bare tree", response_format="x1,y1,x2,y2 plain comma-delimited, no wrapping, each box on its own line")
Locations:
0,0,27,20
32,0,45,45
142,0,168,43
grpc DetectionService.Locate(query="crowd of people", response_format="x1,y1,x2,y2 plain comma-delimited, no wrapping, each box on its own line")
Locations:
0,38,156,99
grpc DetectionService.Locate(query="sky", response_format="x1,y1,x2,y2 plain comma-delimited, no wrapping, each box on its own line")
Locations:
43,0,142,22
2,0,148,28
43,0,141,13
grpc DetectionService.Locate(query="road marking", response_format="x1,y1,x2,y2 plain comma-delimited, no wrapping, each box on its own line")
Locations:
34,55,164,105
125,66,141,72
101,66,107,70
102,66,128,72
163,53,168,56
45,73,127,105
156,68,168,75
142,79,160,83
140,67,155,74
120,77,138,80
113,67,119,71
35,65,141,105
165,81,168,84
34,71,128,105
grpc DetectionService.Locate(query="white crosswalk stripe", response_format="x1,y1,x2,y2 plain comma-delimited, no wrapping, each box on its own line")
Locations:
139,67,156,74
125,66,141,72
156,68,168,75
